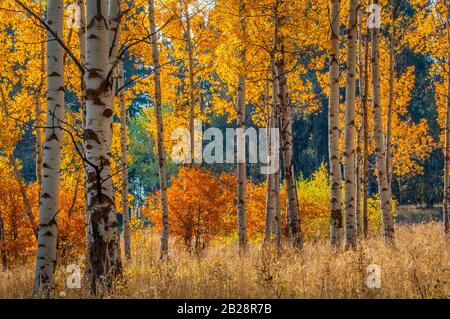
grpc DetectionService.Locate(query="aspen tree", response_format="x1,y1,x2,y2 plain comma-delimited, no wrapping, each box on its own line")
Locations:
271,62,282,254
35,38,45,191
370,0,395,243
148,0,170,258
278,57,302,249
273,0,302,249
361,14,370,239
182,0,196,163
443,1,450,235
236,0,247,252
118,61,131,260
444,51,450,235
343,0,359,249
84,0,122,292
385,1,396,193
328,0,343,248
33,0,65,297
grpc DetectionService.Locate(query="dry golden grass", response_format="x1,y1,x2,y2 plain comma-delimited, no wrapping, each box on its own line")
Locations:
0,222,449,299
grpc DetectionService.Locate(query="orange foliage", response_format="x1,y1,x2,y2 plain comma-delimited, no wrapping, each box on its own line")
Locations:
0,162,86,265
142,166,289,248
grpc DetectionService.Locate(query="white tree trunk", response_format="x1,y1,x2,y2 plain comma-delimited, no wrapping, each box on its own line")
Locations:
149,0,170,258
343,0,359,249
84,0,122,293
328,0,343,248
33,0,65,298
371,0,395,244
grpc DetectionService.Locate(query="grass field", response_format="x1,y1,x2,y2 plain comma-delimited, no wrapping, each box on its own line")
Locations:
0,222,448,299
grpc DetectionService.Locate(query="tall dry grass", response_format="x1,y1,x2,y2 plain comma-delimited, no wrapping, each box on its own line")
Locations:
0,222,448,298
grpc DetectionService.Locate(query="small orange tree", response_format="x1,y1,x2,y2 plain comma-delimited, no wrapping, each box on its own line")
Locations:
142,167,236,250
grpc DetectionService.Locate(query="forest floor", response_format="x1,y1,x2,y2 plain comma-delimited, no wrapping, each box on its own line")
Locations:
0,222,448,299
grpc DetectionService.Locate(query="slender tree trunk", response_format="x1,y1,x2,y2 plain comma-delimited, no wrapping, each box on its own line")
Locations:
386,2,395,193
236,0,247,252
108,0,120,113
362,24,370,239
264,85,275,244
77,0,91,274
84,0,122,293
0,216,7,270
328,0,343,248
371,0,395,244
270,58,282,253
119,61,131,261
343,0,359,249
35,39,45,191
0,88,38,238
355,7,363,238
277,55,302,249
183,1,196,163
9,154,39,238
149,0,170,258
355,130,362,236
444,50,450,235
33,0,65,298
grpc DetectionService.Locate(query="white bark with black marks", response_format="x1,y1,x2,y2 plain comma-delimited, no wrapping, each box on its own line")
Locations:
33,0,65,298
371,0,395,244
84,0,122,293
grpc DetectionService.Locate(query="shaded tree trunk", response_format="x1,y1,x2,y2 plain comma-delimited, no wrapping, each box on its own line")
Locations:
343,0,359,249
264,85,275,244
328,0,343,248
149,0,170,258
0,86,38,239
355,130,362,236
277,56,302,249
385,1,396,194
119,61,131,261
444,50,450,235
84,0,122,293
33,0,65,298
77,0,90,273
183,1,196,163
35,38,45,191
9,154,38,239
0,216,7,270
236,0,247,252
370,0,395,244
362,23,370,239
